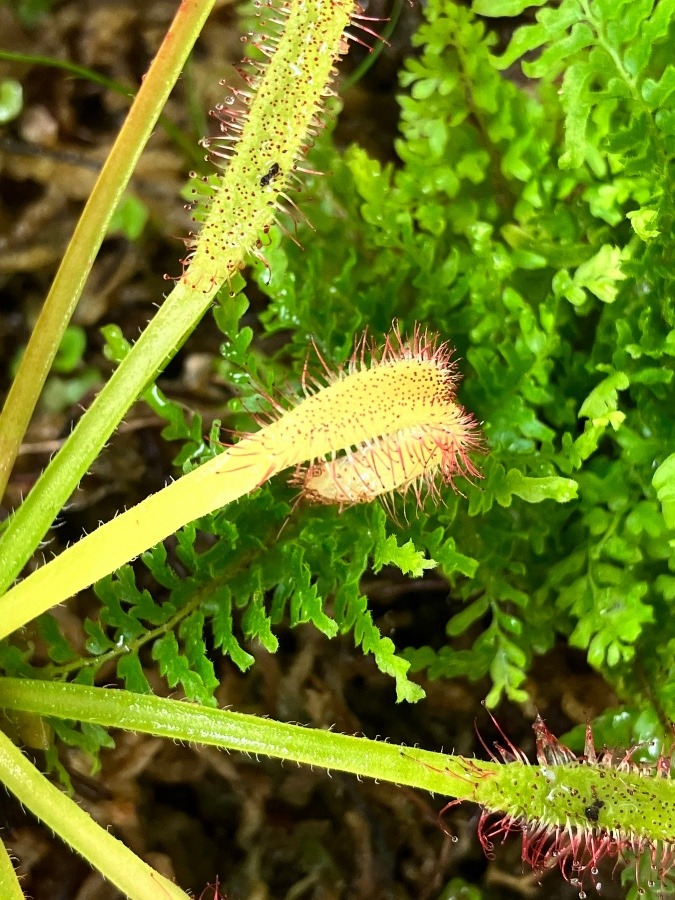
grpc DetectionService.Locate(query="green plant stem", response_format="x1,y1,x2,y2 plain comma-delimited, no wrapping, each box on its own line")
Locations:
0,679,491,798
0,0,353,601
0,840,23,900
0,336,473,637
0,279,219,601
0,436,274,638
0,725,189,900
0,0,217,503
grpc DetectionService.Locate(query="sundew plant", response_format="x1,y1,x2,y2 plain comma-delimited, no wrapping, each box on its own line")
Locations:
0,0,674,898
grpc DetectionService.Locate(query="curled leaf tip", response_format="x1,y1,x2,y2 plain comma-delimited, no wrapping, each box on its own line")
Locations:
286,323,483,508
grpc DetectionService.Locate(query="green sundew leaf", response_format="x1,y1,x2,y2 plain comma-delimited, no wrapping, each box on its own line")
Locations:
472,0,546,14
503,470,578,505
117,654,152,694
446,595,490,637
373,535,437,578
579,371,629,421
653,454,675,528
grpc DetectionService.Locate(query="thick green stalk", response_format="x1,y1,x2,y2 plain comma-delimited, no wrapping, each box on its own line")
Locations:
3,678,675,855
0,841,23,900
0,440,274,638
0,0,217,502
0,679,489,798
0,725,189,900
0,0,354,596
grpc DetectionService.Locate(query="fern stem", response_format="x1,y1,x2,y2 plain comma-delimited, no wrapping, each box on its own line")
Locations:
0,724,190,900
0,840,23,900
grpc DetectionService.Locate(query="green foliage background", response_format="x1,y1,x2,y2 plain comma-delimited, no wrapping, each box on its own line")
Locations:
4,0,675,801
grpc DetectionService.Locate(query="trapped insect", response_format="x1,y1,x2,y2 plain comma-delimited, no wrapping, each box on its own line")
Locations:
260,162,280,186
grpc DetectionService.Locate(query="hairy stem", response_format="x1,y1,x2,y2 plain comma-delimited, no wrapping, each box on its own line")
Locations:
0,0,217,502
0,0,354,597
0,841,23,900
0,679,489,798
0,336,475,638
0,724,189,900
2,678,675,859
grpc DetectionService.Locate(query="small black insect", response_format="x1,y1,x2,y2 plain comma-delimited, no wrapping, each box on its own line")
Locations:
584,798,605,823
260,162,280,187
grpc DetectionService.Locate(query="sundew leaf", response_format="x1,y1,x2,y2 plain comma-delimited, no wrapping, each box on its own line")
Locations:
27,0,675,737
